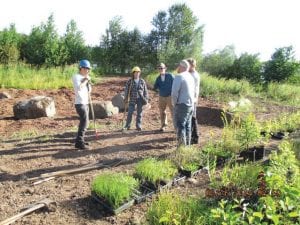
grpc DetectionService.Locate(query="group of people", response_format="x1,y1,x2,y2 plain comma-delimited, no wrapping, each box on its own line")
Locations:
72,59,200,150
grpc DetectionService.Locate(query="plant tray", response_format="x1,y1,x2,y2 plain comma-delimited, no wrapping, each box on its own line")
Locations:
132,184,156,204
141,179,173,192
239,145,265,162
179,166,203,178
91,192,135,215
159,180,173,191
271,131,285,140
172,174,186,186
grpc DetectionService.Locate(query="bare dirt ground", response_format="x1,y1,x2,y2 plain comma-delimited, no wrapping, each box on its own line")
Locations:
0,76,297,225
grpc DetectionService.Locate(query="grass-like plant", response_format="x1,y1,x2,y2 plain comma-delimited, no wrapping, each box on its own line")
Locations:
10,129,39,140
265,82,300,106
171,145,204,171
147,191,214,225
91,172,138,208
135,158,177,184
219,163,263,190
0,63,101,89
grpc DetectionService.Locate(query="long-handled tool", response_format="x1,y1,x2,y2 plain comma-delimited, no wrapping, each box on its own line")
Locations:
0,198,55,225
87,82,98,139
122,79,133,130
28,159,123,185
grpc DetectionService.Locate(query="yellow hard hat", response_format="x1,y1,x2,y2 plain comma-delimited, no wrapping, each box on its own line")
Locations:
131,66,141,73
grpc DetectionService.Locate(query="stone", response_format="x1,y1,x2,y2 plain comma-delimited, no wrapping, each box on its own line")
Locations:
0,92,11,99
111,92,126,111
90,101,119,119
13,96,56,119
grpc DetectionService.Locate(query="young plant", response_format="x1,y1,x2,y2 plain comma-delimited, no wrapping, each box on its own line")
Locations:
220,163,262,190
267,140,299,187
91,172,138,208
147,191,214,225
236,113,261,151
220,111,242,156
171,145,204,172
135,158,177,184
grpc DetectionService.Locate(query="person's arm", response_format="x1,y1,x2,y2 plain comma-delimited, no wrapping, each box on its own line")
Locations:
195,72,200,102
144,80,149,100
124,80,130,102
73,74,89,92
153,76,159,91
171,76,181,105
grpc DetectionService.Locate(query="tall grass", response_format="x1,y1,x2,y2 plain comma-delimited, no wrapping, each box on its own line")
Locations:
265,82,300,105
200,73,255,98
0,63,78,89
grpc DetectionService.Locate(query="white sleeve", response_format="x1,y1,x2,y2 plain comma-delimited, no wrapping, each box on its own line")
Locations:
171,76,181,105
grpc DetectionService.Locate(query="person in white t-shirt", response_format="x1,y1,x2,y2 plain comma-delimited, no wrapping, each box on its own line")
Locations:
72,59,92,150
187,58,200,144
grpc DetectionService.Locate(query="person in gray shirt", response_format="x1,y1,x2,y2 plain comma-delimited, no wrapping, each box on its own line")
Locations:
187,58,200,144
171,59,195,146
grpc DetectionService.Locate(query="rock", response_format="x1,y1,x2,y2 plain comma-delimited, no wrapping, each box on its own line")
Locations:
90,101,119,119
186,177,198,184
0,92,11,99
111,92,126,111
13,96,56,119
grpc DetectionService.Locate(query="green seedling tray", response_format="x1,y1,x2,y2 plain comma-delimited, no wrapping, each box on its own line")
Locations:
91,192,135,215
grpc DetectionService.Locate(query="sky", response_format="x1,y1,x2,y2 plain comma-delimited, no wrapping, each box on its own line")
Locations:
1,0,299,61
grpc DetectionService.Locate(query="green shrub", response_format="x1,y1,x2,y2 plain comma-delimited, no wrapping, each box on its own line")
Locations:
236,113,261,151
267,141,299,188
91,172,138,208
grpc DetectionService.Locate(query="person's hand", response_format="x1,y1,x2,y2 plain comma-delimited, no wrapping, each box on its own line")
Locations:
81,77,90,83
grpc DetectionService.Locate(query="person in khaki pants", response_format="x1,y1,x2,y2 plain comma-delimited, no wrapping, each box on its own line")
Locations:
154,63,174,131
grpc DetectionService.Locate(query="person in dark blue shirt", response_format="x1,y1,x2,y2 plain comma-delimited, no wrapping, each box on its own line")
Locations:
153,63,174,131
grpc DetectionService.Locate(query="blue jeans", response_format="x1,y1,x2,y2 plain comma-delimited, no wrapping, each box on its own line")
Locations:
125,98,143,129
174,104,193,146
75,104,89,144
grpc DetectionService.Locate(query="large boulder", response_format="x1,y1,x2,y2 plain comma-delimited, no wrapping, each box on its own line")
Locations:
13,96,56,119
0,92,11,99
111,92,126,111
89,101,119,119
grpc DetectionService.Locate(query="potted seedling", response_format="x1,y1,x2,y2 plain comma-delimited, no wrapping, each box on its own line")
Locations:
171,145,204,178
236,113,264,161
91,172,139,214
135,158,177,190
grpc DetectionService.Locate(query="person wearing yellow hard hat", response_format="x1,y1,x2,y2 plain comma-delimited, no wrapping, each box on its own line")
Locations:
123,66,149,131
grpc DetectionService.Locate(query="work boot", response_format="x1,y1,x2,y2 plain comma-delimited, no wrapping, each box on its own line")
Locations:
159,127,165,132
122,126,130,131
75,142,89,150
136,127,142,131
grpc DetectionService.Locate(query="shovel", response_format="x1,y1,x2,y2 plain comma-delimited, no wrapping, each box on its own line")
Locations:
87,82,99,139
0,198,55,225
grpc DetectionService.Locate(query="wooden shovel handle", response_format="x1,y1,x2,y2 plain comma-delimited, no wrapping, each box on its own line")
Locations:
0,203,44,225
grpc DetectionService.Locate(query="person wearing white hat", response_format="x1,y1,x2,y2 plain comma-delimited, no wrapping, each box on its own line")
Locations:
153,63,174,132
171,60,195,146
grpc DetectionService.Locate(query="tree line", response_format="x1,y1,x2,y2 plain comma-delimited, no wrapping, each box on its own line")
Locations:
0,3,299,83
